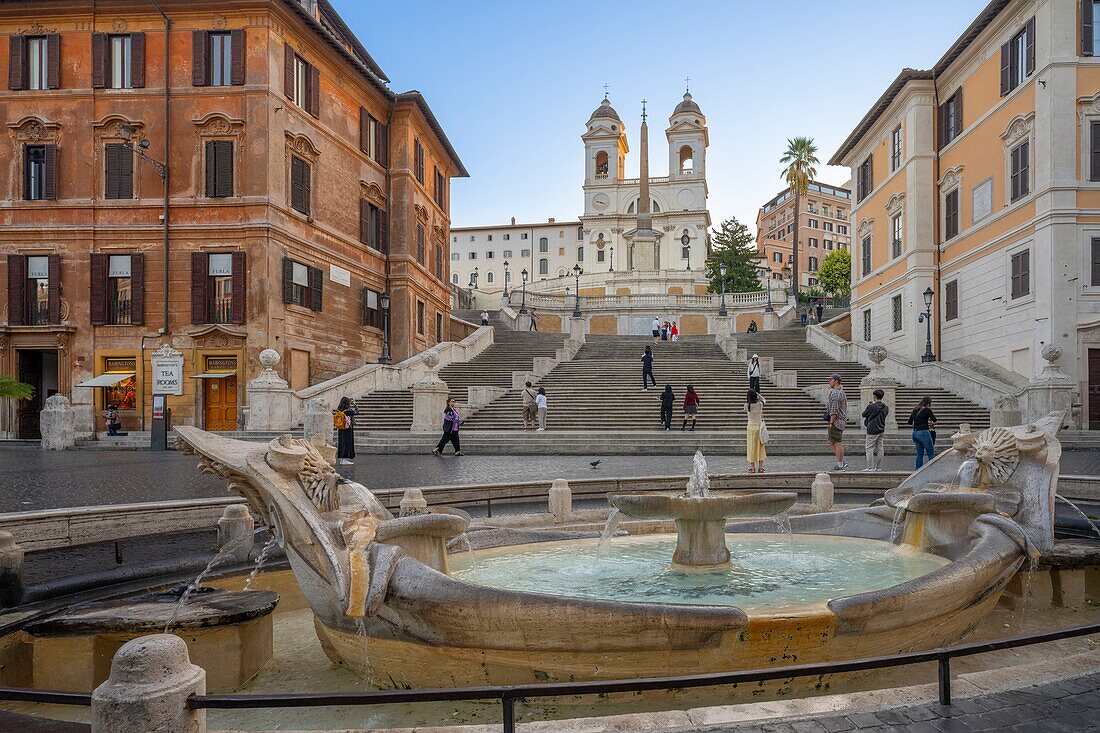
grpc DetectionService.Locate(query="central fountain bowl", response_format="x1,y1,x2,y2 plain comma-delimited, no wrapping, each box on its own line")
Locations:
609,491,798,567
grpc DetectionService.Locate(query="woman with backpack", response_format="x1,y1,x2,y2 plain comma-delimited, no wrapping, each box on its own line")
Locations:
334,396,357,465
641,345,656,390
432,397,464,456
744,389,768,473
681,385,700,431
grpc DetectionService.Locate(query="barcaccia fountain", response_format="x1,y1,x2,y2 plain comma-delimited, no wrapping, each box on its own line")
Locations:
173,411,1065,691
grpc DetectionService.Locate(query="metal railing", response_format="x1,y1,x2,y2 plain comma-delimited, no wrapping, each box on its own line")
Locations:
27,302,51,326
108,297,132,325
505,291,773,311
5,620,1099,732
209,297,233,324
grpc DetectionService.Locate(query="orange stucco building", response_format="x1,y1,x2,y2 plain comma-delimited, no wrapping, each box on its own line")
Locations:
832,0,1100,428
0,0,467,438
755,181,852,290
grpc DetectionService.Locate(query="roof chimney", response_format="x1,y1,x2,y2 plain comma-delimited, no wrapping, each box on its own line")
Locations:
548,217,556,223
511,217,516,225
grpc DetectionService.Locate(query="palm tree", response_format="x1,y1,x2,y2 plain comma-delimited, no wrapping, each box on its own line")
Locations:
0,375,33,400
779,137,819,300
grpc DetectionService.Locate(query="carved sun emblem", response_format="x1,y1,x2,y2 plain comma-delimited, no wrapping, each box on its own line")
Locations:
968,427,1020,485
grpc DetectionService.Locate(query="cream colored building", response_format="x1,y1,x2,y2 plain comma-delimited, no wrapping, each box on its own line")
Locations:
831,0,1100,427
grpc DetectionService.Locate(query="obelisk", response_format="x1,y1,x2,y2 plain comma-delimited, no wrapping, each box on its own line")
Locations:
626,101,660,271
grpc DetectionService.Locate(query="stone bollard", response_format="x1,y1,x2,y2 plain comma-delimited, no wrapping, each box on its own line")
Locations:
400,487,428,517
92,634,206,733
40,394,76,450
0,531,24,608
217,505,254,564
810,472,834,512
532,356,557,377
568,316,587,343
548,479,572,522
301,398,333,444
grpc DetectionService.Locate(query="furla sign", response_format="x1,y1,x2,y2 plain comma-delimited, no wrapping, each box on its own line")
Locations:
151,344,184,395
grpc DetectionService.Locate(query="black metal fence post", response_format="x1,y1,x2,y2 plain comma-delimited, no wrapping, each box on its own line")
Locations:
938,656,951,706
502,694,516,733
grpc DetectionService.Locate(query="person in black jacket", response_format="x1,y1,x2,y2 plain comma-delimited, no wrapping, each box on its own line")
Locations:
907,396,938,469
658,384,675,430
641,345,656,390
861,389,889,472
335,396,357,465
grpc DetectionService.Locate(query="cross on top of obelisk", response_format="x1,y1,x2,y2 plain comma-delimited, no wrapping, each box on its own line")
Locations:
641,99,647,123
602,83,610,99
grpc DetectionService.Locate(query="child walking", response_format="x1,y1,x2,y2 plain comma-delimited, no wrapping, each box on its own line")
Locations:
681,385,700,431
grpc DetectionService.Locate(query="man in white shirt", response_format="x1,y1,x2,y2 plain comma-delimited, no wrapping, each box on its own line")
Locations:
652,317,661,343
480,310,489,326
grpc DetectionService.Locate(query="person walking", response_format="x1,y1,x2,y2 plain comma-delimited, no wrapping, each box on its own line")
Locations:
480,310,489,326
747,353,763,394
104,404,121,436
861,389,889,472
681,385,700,431
432,397,463,456
536,387,548,432
651,316,661,343
661,321,670,341
670,322,679,342
641,345,656,390
826,373,848,470
521,380,538,430
800,307,808,326
528,308,538,331
907,396,938,469
745,389,768,473
659,384,675,430
334,396,357,465
815,302,824,324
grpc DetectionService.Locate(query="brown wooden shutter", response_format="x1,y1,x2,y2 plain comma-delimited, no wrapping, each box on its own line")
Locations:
43,144,57,200
377,209,389,254
361,286,369,326
359,107,369,154
1025,17,1036,75
1000,40,1011,95
89,253,108,325
936,102,946,151
307,64,320,117
46,33,59,89
378,122,389,167
204,140,217,197
130,32,145,88
118,144,133,198
866,153,873,192
230,251,246,323
8,35,25,90
91,33,107,88
7,255,25,325
130,253,144,325
301,159,311,215
359,199,369,244
1086,0,1096,56
192,31,207,86
229,29,245,85
46,254,61,324
282,257,294,303
1092,121,1100,182
309,266,323,311
283,43,293,99
290,157,303,213
216,140,233,197
105,144,120,199
1092,239,1100,286
191,251,208,324
955,90,963,134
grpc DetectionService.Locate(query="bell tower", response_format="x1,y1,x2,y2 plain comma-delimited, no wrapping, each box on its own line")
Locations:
667,89,708,179
583,94,628,184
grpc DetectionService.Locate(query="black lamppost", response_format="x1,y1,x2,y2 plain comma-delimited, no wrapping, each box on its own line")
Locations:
470,267,479,290
572,264,583,317
379,291,392,364
503,260,510,297
519,269,529,314
755,251,774,313
682,232,691,271
718,262,728,316
609,246,615,272
919,286,936,363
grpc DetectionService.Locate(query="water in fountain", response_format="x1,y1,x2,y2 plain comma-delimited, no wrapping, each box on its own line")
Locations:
684,450,710,498
1054,494,1100,542
889,503,907,543
164,533,252,633
957,458,981,491
457,532,479,569
354,617,375,686
243,535,280,592
596,508,622,556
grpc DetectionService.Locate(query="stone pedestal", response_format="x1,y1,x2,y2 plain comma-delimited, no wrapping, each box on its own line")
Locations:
301,398,333,444
411,356,449,435
532,356,557,377
548,479,572,522
711,315,733,338
400,488,428,516
811,472,834,512
40,394,76,451
771,370,798,388
568,316,587,343
0,531,24,608
755,356,774,375
990,395,1023,428
859,384,898,431
217,505,254,564
244,349,297,432
467,385,507,410
92,635,207,733
762,310,781,331
1021,345,1076,427
512,370,538,390
716,337,738,360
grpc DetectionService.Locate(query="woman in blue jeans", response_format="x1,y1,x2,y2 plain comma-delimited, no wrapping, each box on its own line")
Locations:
907,396,938,468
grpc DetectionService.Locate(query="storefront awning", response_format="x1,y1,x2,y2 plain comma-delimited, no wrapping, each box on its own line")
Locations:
192,372,235,379
75,373,135,388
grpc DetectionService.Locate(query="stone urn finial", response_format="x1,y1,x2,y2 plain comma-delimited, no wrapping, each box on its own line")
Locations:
1035,343,1071,384
259,348,280,370
249,348,288,389
421,349,440,370
413,349,445,388
868,345,887,365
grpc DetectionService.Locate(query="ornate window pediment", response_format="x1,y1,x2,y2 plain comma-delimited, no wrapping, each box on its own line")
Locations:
362,181,387,206
284,132,320,163
857,218,874,239
885,192,905,217
8,116,61,146
1000,113,1035,146
1078,91,1100,118
194,112,244,138
938,165,964,190
93,115,145,142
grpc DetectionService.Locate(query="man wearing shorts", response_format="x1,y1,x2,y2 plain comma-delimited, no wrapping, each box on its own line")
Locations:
521,381,538,430
826,373,848,471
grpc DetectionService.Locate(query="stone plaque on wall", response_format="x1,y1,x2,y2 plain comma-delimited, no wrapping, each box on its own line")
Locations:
972,178,993,224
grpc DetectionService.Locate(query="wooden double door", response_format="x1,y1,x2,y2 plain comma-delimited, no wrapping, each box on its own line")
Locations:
203,375,238,431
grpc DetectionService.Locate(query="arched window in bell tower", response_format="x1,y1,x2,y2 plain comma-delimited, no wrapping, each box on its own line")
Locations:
595,151,609,178
679,145,694,174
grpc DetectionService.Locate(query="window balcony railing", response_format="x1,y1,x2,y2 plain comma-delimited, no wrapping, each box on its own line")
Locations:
27,303,51,326
209,297,233,324
108,298,132,326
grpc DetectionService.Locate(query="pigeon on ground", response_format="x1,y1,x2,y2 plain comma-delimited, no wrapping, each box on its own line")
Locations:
590,460,602,469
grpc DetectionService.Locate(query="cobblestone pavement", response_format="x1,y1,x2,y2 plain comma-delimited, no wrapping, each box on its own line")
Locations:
1,445,1099,513
675,672,1100,732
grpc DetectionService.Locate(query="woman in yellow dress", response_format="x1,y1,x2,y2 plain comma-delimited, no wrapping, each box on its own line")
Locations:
745,389,767,473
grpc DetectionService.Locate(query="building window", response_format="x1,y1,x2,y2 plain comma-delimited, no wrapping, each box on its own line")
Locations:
522,233,528,240
824,221,834,232
416,224,426,264
808,256,819,272
359,108,388,166
1088,0,1100,55
596,249,605,263
1010,140,1030,202
891,294,903,332
681,245,690,259
945,279,959,321
195,30,244,87
1002,17,1035,96
808,218,818,228
435,312,444,343
452,273,459,284
283,258,322,311
205,140,234,198
206,253,234,323
595,151,609,177
856,154,873,202
103,143,134,199
538,258,548,275
435,244,443,280
824,239,833,250
577,246,584,261
189,252,243,325
25,256,51,325
209,32,232,87
773,251,782,263
863,309,871,341
1011,250,1030,299
486,250,494,259
503,249,512,258
450,252,459,261
521,248,530,257
808,238,818,248
890,125,902,170
28,36,49,90
944,189,960,241
290,155,310,215
577,226,584,240
362,288,381,329
539,237,549,253
861,235,872,277
939,91,962,148
891,214,903,258
434,166,446,210
838,224,848,235
486,272,494,284
104,255,133,325
108,35,132,88
416,301,425,335
1092,238,1100,286
414,139,425,184
1091,121,1100,182
468,252,477,260
24,144,55,200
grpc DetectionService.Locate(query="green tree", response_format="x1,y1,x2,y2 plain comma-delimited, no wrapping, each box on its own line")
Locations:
779,137,819,298
817,248,852,297
706,217,763,294
0,375,33,400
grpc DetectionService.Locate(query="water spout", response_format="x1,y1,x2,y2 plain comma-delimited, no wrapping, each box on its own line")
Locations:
457,532,479,569
957,458,982,491
1054,494,1100,542
243,535,280,592
596,508,622,556
684,450,711,498
164,533,252,633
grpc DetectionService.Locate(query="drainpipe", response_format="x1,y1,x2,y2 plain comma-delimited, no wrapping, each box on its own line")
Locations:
931,70,942,361
379,94,397,363
150,0,171,336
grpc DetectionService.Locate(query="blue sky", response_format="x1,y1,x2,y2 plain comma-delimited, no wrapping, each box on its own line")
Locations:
332,0,989,232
